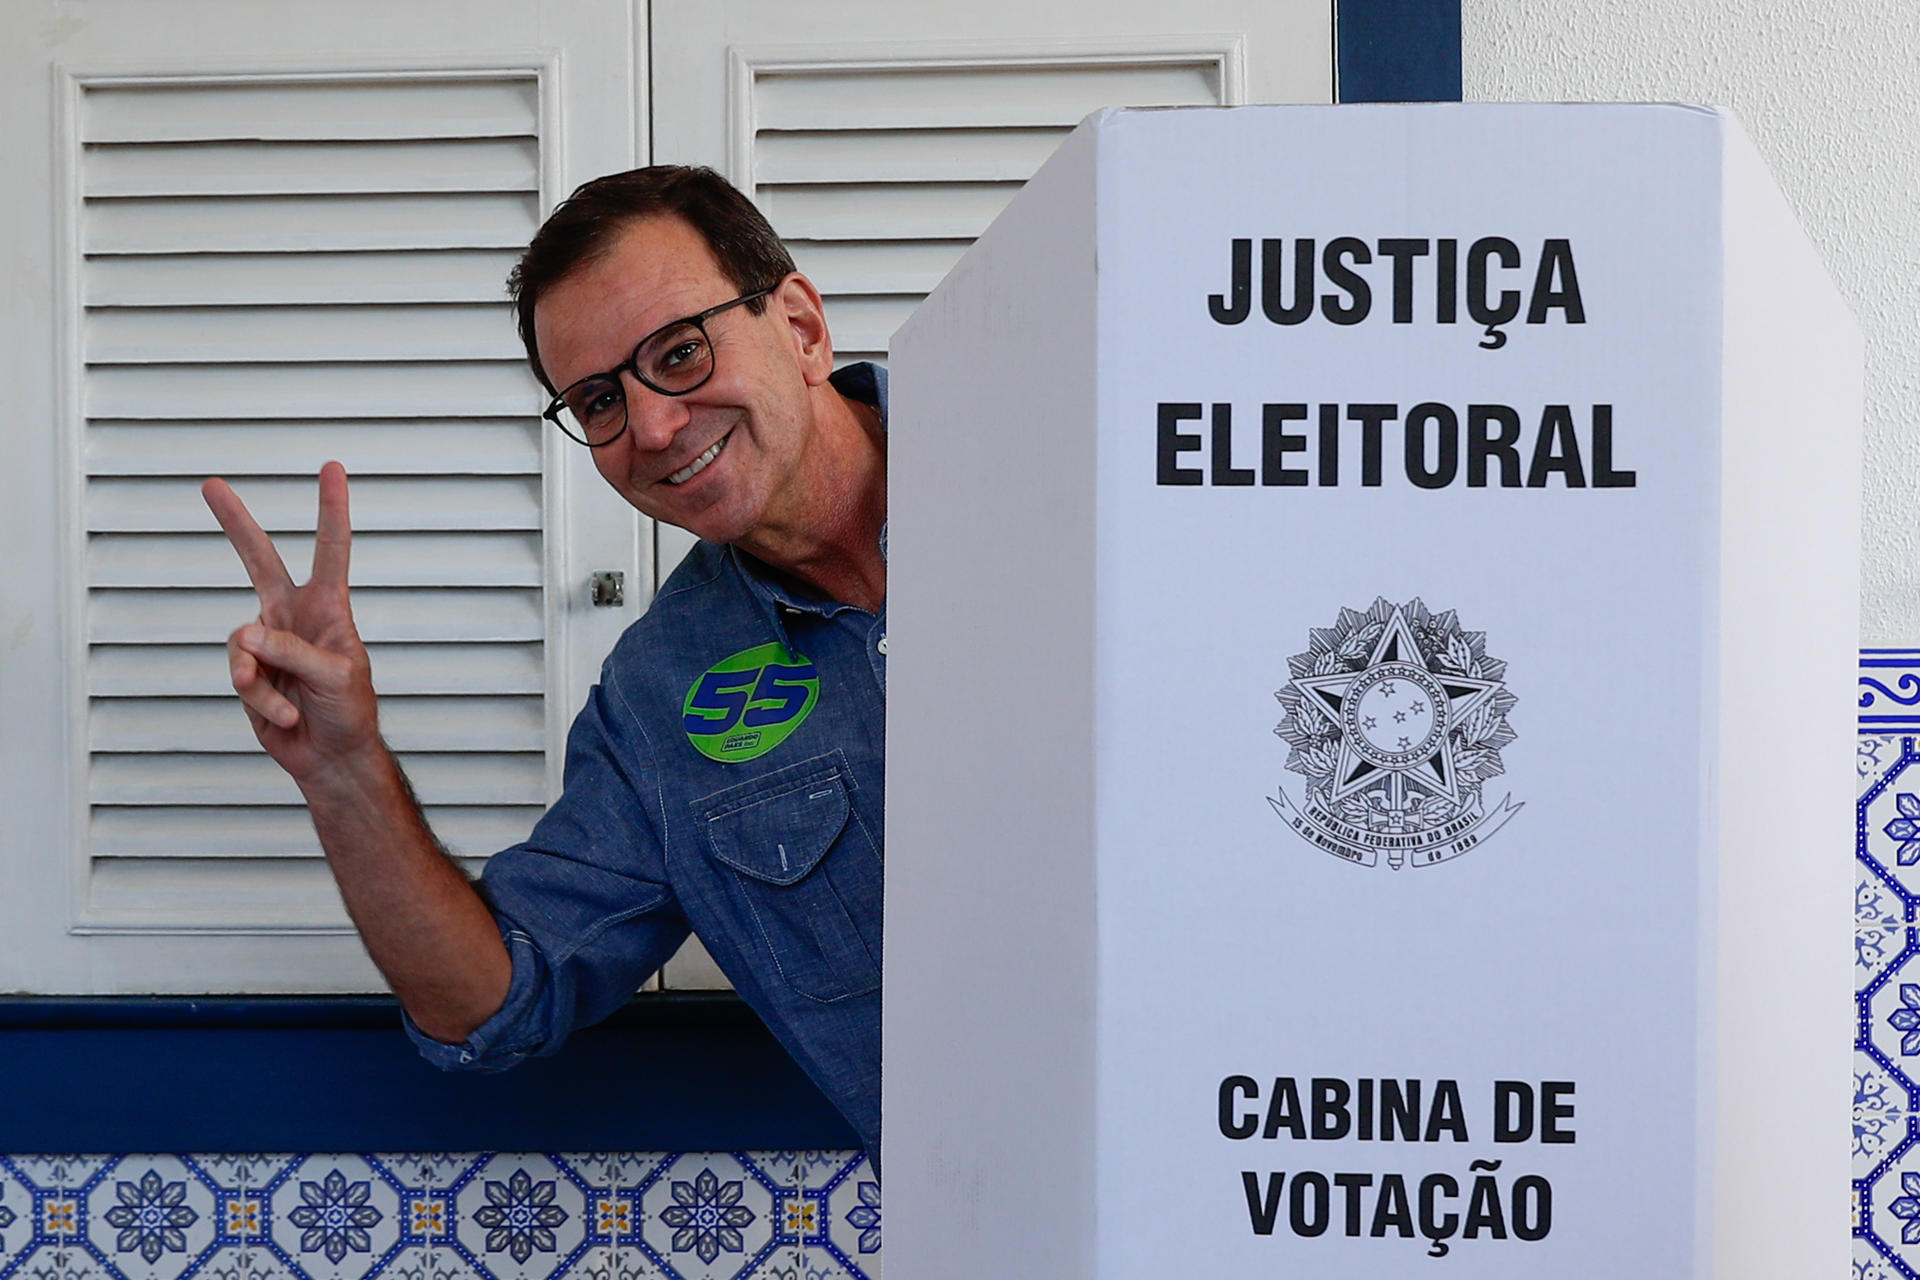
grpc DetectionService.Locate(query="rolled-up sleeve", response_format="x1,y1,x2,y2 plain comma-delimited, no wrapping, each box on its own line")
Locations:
408,667,690,1071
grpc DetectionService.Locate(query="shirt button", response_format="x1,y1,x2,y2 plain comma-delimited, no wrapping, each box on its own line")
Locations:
876,636,888,655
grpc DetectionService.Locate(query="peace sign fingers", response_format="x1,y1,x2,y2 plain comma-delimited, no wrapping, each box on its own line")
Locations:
204,465,379,775
201,474,295,605
308,460,353,588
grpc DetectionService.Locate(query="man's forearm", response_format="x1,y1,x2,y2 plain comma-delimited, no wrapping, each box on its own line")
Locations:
299,744,513,1045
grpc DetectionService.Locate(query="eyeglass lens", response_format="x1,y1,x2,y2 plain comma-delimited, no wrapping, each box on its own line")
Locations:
558,322,716,443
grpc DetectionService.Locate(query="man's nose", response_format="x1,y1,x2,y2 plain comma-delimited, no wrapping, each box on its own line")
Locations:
620,370,691,451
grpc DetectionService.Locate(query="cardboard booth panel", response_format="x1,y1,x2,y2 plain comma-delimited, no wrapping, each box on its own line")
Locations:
887,104,1858,1280
1097,105,1719,1275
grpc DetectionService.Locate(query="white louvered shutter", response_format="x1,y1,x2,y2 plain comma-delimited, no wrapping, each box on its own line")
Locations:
648,0,1332,986
758,59,1232,369
0,0,1317,992
75,75,553,932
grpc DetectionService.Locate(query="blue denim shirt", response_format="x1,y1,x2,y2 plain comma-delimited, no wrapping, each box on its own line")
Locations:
409,365,887,1165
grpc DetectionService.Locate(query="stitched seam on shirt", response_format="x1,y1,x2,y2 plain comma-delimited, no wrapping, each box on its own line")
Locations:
843,806,885,975
650,549,726,608
690,749,852,820
537,676,680,972
734,887,794,993
608,668,672,863
546,892,677,969
701,770,840,822
730,865,873,1005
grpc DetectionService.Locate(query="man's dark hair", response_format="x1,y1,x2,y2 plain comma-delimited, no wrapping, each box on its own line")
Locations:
508,165,797,391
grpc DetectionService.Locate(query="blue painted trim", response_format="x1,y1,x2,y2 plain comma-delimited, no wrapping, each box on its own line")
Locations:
0,994,857,1153
1336,0,1462,103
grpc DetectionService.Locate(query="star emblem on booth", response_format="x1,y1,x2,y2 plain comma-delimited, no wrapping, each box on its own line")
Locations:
1292,604,1504,807
659,1168,756,1265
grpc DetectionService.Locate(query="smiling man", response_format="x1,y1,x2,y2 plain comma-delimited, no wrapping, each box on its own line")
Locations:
202,167,891,1167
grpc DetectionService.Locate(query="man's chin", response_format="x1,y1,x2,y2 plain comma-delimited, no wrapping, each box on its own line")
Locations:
651,502,752,548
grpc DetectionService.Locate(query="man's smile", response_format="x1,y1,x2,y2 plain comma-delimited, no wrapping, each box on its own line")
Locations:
665,430,731,485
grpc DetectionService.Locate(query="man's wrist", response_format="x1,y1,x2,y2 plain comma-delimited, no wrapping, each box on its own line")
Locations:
296,739,409,818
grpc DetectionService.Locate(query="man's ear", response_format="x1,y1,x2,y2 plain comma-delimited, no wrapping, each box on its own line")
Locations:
774,273,836,387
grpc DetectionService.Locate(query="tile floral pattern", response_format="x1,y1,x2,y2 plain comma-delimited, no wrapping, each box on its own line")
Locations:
0,1154,877,1280
1858,651,1920,1277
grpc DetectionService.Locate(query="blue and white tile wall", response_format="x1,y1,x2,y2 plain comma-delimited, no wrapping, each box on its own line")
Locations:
1857,649,1920,1278
0,1152,878,1280
11,648,1912,1280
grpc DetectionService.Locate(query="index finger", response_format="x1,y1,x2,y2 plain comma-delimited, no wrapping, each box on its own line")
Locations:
309,461,352,587
201,476,295,598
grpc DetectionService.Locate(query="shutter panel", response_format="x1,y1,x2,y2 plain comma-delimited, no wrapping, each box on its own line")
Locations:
752,58,1228,367
75,75,550,931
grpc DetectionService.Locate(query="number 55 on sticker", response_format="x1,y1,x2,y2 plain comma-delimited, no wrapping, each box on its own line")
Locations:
682,642,821,762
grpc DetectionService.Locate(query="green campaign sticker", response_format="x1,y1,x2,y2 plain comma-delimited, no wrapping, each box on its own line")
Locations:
681,642,821,762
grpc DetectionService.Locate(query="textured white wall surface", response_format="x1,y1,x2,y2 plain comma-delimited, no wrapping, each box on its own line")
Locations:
1464,0,1920,642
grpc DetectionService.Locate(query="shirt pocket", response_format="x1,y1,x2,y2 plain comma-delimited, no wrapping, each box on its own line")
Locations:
696,755,881,1003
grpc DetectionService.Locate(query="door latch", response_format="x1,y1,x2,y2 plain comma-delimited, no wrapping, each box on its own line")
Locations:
590,570,625,607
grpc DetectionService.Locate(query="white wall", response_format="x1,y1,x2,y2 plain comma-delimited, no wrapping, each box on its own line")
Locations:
1464,0,1920,643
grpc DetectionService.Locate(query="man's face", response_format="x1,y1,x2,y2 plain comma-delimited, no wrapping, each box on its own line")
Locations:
532,215,823,545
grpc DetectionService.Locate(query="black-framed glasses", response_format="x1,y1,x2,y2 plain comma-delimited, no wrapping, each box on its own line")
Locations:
541,286,777,447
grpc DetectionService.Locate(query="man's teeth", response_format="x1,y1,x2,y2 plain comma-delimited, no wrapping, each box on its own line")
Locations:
667,437,726,485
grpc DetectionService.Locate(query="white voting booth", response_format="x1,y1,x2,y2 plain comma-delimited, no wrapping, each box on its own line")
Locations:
885,105,1861,1278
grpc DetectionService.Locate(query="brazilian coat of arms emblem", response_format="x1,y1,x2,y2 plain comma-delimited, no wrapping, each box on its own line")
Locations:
1271,597,1523,869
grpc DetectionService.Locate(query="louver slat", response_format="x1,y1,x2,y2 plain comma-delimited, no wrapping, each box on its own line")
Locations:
85,421,542,476
85,858,483,923
82,79,540,144
86,251,523,306
90,643,545,697
90,752,545,807
756,127,1071,183
86,361,534,419
753,56,1230,379
84,192,539,255
814,296,926,362
91,804,541,860
90,589,544,644
759,182,1023,241
78,73,550,934
86,304,523,364
753,63,1219,129
85,137,540,197
786,240,969,297
92,695,545,753
88,531,543,588
87,476,542,532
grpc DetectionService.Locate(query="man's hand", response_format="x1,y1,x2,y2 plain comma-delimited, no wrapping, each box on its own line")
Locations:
202,462,381,783
201,462,511,1042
